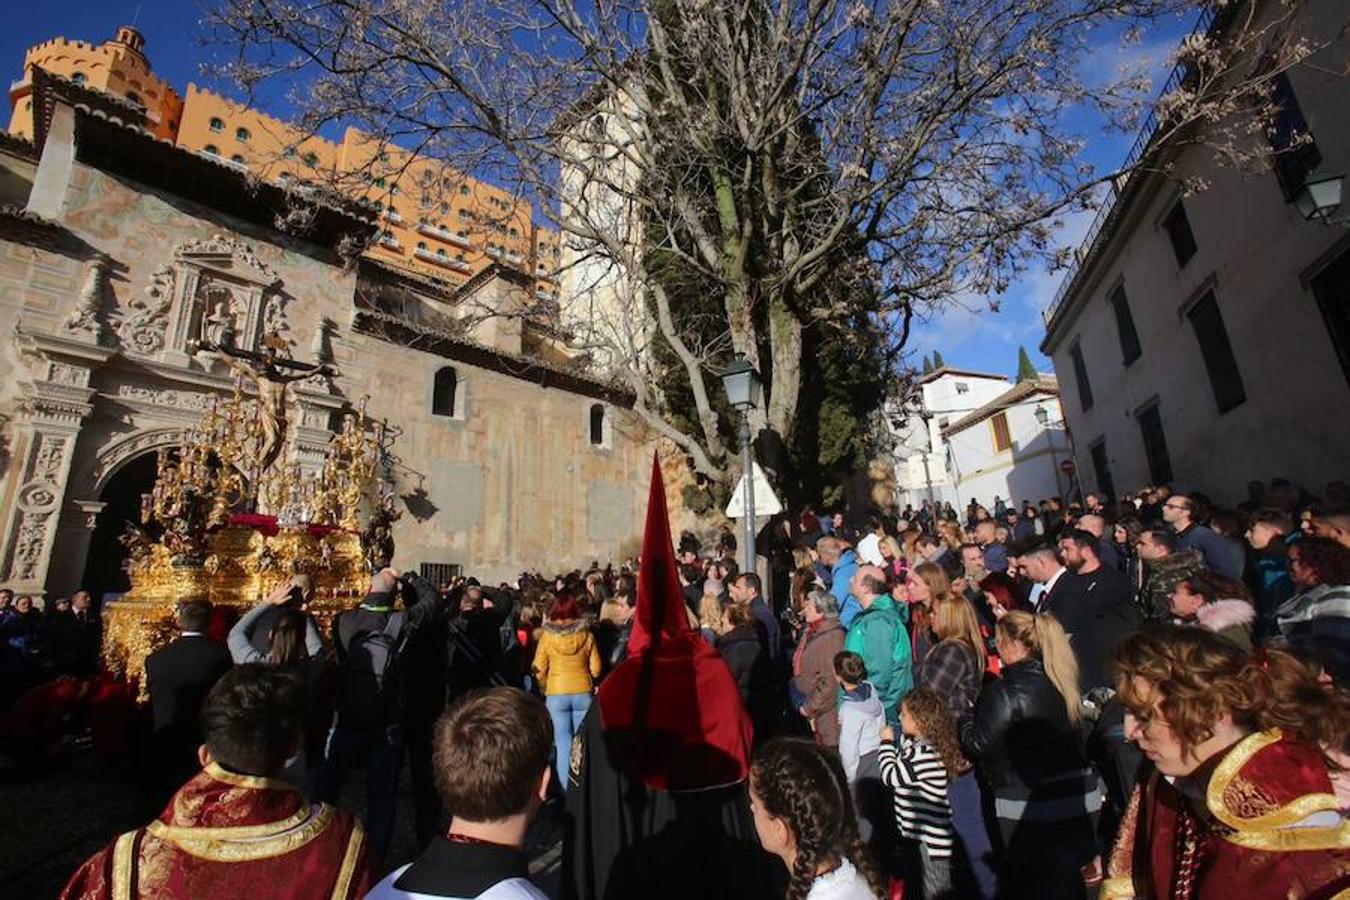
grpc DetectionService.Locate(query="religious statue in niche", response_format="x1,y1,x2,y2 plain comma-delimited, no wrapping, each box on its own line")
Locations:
200,288,239,349
188,333,334,477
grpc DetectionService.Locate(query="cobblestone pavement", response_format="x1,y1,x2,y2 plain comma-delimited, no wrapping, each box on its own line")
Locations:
0,750,563,899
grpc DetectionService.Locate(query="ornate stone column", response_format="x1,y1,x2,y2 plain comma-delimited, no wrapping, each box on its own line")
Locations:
0,332,113,597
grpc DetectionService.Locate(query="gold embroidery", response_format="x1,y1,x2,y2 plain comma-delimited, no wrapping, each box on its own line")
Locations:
1099,876,1136,900
151,805,312,842
111,831,137,900
1221,774,1278,820
146,803,336,862
204,761,297,793
1222,825,1350,852
331,821,365,899
1207,730,1343,831
569,731,584,785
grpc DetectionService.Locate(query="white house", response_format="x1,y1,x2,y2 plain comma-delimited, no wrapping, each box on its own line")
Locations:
890,366,1010,508
1040,1,1350,503
941,376,1075,511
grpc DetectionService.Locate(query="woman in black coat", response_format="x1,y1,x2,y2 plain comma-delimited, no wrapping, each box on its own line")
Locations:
717,602,774,741
960,610,1099,900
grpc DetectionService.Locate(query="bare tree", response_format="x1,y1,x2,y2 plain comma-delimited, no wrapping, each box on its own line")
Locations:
207,0,1341,486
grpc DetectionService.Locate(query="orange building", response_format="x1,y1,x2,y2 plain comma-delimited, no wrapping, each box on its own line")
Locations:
8,26,560,296
8,26,182,141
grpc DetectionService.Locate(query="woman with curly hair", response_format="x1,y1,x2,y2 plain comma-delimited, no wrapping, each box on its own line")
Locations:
749,737,885,899
1104,624,1350,900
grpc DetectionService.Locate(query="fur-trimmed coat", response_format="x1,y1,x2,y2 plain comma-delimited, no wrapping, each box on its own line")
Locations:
1194,598,1255,651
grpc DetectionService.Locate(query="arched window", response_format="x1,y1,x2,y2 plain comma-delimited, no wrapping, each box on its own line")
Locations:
203,144,219,156
235,127,250,142
416,241,428,251
432,367,458,417
302,152,318,168
71,72,86,85
589,404,606,446
125,91,142,105
436,248,447,259
230,154,245,164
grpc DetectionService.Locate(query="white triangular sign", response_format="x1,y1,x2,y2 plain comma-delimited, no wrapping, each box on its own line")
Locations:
724,461,783,518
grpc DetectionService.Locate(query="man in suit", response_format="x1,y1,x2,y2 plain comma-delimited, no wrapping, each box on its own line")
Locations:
1016,538,1082,619
142,599,232,817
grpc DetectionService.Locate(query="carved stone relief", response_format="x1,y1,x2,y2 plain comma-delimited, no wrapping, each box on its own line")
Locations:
115,386,214,411
65,258,108,344
92,429,186,493
4,431,70,583
114,234,287,360
46,362,90,387
114,264,174,354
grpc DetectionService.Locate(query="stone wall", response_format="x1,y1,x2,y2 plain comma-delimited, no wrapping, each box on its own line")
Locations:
0,152,679,599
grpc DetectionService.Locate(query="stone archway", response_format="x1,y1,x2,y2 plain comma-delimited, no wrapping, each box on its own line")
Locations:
82,451,160,598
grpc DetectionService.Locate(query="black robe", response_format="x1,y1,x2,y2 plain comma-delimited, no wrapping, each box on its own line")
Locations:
561,703,781,900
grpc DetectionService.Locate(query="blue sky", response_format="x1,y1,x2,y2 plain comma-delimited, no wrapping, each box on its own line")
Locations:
907,16,1198,380
5,4,1198,381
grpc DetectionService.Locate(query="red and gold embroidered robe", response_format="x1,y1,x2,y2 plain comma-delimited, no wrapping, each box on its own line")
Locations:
1103,729,1350,900
60,762,371,900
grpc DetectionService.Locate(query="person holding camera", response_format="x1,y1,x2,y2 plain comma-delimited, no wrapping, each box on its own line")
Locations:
227,575,324,665
311,565,444,864
227,576,328,785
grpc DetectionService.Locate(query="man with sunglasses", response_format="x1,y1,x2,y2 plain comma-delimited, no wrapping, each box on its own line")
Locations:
1162,493,1241,579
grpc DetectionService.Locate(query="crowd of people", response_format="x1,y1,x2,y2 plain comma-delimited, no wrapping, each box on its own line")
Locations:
4,468,1350,899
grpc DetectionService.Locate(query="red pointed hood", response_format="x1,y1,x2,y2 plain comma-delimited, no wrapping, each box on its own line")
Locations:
597,453,753,790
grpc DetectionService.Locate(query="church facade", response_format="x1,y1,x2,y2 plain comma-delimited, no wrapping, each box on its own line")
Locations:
0,74,677,602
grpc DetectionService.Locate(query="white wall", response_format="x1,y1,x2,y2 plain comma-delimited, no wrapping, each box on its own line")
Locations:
1043,2,1350,505
945,394,1072,510
891,371,1009,508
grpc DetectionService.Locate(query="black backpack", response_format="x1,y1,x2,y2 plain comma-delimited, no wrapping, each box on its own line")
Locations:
338,611,406,724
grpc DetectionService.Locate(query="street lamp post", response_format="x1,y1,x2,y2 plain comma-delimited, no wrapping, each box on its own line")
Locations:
720,356,763,576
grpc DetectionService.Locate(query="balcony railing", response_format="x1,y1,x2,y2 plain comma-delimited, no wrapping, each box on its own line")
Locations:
416,222,471,249
1042,5,1218,330
381,209,402,223
414,248,470,272
377,234,402,250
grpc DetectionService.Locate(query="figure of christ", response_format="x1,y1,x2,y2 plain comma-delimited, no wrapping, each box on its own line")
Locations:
204,337,333,478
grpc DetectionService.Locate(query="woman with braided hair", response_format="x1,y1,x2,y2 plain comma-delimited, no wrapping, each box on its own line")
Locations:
749,737,885,900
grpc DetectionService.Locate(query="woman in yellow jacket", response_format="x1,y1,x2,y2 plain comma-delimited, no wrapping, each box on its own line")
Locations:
532,593,601,793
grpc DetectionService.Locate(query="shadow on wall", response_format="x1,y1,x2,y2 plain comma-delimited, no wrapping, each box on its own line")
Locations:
1004,428,1068,506
0,167,33,207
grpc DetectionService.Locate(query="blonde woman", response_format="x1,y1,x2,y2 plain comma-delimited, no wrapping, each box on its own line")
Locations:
960,611,1098,900
879,535,906,583
698,592,725,645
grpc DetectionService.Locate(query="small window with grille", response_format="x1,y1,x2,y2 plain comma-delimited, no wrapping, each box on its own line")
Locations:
420,562,462,588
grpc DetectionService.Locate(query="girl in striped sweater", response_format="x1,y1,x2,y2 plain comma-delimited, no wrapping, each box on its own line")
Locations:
879,687,965,900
